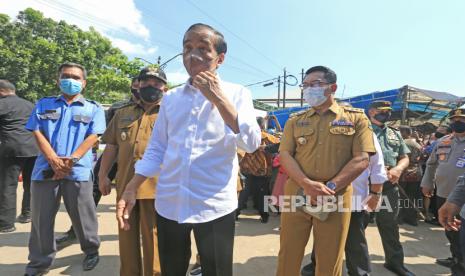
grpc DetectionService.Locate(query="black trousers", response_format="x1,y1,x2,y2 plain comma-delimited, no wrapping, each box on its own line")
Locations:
307,211,371,276
238,174,270,217
376,182,405,267
398,181,422,224
0,156,36,228
437,196,463,262
156,211,236,276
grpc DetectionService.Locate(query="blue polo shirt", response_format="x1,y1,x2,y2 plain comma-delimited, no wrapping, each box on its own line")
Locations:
25,94,106,181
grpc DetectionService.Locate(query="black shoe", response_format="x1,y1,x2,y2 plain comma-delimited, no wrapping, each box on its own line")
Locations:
17,212,31,223
383,263,415,276
0,225,16,233
24,270,49,276
56,229,77,250
404,220,418,227
260,214,269,223
83,253,99,271
436,257,455,268
189,264,202,275
301,262,315,276
425,218,441,226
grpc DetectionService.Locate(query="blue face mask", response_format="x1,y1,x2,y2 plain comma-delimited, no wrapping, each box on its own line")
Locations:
59,78,83,95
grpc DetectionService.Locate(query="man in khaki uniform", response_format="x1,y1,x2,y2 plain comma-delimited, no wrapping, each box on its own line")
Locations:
98,67,167,276
276,66,375,276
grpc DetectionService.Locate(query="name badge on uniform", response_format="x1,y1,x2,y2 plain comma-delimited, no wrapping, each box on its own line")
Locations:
439,154,447,161
297,137,307,145
456,158,465,168
330,120,354,127
121,132,127,141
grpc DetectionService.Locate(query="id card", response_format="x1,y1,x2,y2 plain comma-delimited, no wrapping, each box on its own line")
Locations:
456,158,465,168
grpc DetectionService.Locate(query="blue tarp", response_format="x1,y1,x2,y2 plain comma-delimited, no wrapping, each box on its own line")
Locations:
267,86,462,128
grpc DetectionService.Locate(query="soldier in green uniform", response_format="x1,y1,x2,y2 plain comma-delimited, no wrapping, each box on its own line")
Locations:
368,100,413,276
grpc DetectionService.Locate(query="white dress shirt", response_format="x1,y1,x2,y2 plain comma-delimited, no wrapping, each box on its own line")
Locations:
351,133,388,211
135,77,261,223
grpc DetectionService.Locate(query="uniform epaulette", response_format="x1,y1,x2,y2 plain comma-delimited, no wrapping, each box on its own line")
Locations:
342,106,364,113
289,109,308,119
110,100,133,110
86,99,103,107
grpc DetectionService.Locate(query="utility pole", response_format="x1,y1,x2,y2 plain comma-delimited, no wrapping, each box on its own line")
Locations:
401,85,409,125
300,68,304,107
277,76,281,108
283,68,287,108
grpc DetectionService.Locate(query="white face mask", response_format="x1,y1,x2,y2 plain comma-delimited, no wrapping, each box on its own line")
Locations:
303,87,329,107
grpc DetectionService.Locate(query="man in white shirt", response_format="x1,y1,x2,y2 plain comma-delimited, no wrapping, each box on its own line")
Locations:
302,129,387,276
116,23,261,276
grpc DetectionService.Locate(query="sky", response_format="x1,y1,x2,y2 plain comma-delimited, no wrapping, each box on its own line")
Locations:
2,0,465,101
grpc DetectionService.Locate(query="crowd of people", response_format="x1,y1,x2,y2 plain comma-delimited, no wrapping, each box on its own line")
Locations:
1,22,465,276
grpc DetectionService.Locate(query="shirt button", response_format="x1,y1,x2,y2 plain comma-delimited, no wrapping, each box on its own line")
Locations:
318,142,322,145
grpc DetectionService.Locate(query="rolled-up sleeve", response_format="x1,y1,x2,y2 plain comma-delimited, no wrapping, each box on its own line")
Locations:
135,99,168,178
369,133,388,184
234,87,261,153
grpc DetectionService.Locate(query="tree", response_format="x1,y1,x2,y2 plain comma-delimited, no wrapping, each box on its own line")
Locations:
0,8,144,103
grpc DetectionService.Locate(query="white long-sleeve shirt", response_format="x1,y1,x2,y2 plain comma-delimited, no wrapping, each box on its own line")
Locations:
351,133,388,211
135,78,261,223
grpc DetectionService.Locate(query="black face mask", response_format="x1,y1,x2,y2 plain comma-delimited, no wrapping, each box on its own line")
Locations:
139,86,163,103
434,132,446,139
374,112,391,124
450,121,465,134
131,88,140,100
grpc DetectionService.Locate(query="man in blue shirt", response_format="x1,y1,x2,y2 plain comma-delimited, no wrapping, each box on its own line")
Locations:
24,62,105,276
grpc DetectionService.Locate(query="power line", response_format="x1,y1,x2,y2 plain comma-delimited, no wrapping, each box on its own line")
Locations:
185,0,283,71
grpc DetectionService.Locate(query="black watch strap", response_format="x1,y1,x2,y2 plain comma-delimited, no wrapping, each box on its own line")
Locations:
369,190,382,196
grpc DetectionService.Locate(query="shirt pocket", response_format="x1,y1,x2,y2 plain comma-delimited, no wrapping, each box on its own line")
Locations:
436,146,451,163
38,112,61,134
118,119,137,143
70,113,92,133
329,126,355,146
293,128,314,151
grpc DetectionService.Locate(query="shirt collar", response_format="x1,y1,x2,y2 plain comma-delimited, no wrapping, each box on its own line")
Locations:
55,94,86,105
184,73,222,93
307,101,341,117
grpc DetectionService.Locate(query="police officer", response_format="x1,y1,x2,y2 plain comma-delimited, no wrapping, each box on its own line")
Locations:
368,100,413,276
277,66,376,276
421,107,465,273
0,80,39,232
55,77,140,247
98,66,166,276
24,62,105,275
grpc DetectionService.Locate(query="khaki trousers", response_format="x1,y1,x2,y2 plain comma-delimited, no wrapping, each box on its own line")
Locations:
118,199,161,276
276,182,352,276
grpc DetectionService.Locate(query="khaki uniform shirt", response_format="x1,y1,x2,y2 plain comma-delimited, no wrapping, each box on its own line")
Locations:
279,102,376,185
102,103,159,200
421,134,465,198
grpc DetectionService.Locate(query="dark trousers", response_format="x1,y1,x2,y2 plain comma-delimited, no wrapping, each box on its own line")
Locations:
437,196,463,262
0,156,36,228
156,211,235,276
66,156,117,234
376,182,405,267
306,211,371,276
398,181,422,224
345,211,371,275
238,174,270,217
26,179,100,274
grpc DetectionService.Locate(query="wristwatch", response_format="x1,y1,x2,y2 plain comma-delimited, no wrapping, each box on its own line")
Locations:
326,181,337,191
70,155,80,165
369,190,382,196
